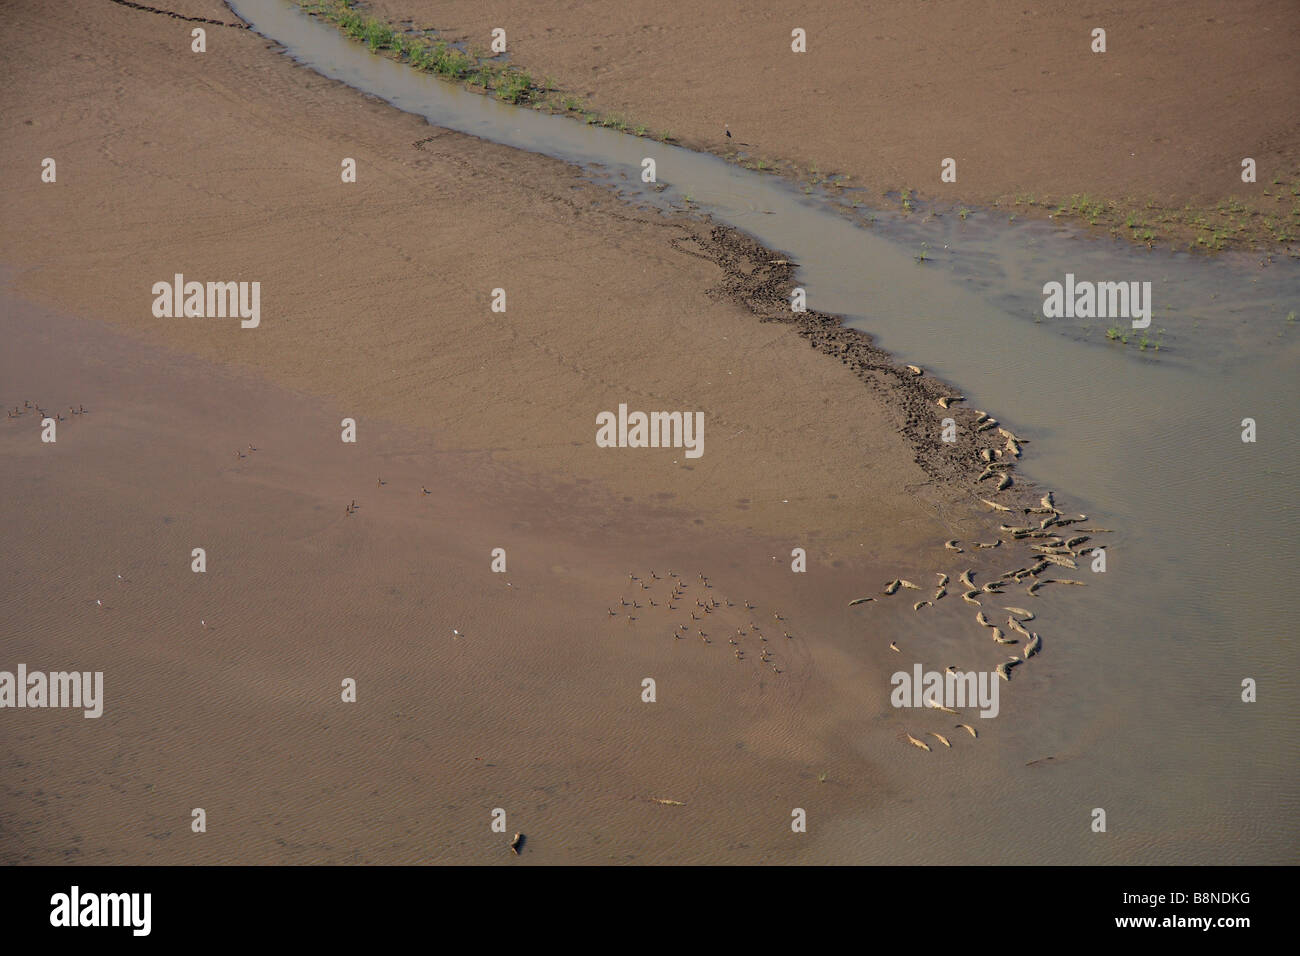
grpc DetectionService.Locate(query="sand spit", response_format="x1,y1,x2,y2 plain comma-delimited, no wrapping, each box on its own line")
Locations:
0,0,1007,553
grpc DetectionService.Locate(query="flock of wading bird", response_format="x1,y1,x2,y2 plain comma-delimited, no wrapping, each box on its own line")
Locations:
6,399,88,421
850,392,1112,753
609,570,794,676
598,387,1110,755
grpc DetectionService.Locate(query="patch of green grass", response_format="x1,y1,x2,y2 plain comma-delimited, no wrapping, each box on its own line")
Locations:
363,20,394,51
301,0,541,104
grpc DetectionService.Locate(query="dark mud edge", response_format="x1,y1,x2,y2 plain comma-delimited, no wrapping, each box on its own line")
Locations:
676,222,1046,517
110,0,250,28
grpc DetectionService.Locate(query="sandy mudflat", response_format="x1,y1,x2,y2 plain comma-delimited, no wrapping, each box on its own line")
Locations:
0,0,1030,863
0,289,911,864
362,0,1300,248
2,0,956,551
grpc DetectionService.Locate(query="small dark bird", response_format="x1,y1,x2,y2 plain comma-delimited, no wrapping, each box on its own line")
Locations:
725,124,732,139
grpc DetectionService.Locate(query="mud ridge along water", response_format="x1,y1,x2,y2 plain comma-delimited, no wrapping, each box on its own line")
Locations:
226,0,1299,863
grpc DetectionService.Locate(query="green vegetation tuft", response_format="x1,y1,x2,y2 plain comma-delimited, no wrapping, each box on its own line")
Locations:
300,0,541,103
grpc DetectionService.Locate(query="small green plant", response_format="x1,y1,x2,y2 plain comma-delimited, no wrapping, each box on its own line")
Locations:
304,1,543,103
958,207,971,220
817,771,828,784
914,242,930,264
1105,325,1122,341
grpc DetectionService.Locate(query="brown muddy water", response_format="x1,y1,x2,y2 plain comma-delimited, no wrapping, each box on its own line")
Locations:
221,0,1297,863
